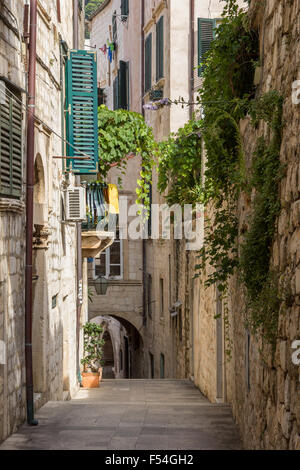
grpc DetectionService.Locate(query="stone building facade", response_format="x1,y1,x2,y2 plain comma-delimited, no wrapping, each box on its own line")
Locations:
89,0,146,378
171,0,300,450
88,0,233,380
0,0,87,443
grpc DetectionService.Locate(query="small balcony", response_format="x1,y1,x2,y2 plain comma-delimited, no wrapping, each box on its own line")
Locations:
81,182,118,258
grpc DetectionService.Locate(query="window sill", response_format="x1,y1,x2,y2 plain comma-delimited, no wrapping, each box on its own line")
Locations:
0,198,25,214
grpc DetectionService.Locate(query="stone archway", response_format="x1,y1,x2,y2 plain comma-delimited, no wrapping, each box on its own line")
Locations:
89,315,145,378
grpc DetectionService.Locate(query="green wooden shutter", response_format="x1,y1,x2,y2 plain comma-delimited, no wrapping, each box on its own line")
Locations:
121,0,129,17
198,18,215,76
118,60,128,110
0,86,22,198
145,33,152,93
156,16,164,81
113,76,119,110
112,11,117,41
65,50,98,174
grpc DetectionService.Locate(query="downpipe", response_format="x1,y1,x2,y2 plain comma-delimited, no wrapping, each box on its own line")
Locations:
25,0,38,426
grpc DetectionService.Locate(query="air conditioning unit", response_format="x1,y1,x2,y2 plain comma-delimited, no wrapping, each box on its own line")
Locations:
64,186,86,222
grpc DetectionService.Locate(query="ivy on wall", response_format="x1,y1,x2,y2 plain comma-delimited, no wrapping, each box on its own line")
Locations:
157,119,202,206
157,0,285,346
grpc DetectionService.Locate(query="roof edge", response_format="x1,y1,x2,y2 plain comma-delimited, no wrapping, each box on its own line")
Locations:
88,0,112,21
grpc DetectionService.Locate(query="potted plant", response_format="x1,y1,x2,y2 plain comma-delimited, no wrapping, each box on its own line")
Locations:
81,322,105,388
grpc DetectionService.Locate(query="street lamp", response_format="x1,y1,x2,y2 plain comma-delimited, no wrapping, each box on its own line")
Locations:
93,276,108,296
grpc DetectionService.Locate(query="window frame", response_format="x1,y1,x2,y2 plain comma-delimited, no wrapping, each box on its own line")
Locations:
95,233,123,280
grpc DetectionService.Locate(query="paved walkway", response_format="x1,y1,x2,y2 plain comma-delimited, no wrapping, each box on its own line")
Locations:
0,380,241,450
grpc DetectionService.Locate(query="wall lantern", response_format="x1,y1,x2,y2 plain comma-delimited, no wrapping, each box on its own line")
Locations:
94,276,108,296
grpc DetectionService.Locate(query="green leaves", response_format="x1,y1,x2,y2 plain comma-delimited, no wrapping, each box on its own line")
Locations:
157,119,202,206
97,106,156,210
81,322,105,372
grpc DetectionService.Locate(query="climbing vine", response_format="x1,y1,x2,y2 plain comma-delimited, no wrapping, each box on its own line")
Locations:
240,91,284,344
157,0,285,346
97,105,156,210
158,119,202,206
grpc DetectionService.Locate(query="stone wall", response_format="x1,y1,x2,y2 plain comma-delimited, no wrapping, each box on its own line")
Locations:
0,0,28,443
224,0,300,450
0,0,86,443
176,0,300,450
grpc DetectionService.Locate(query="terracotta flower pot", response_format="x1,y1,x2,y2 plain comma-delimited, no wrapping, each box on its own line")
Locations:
81,372,100,389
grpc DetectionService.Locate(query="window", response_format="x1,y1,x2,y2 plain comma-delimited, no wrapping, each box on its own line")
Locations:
0,80,23,198
95,227,123,279
156,16,164,81
160,278,164,318
145,33,152,93
112,11,117,42
198,18,215,76
121,0,129,18
98,87,106,106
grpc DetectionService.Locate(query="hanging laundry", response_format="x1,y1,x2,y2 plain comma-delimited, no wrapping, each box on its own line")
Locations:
107,41,115,63
100,44,107,55
107,184,119,214
107,46,112,63
84,183,107,229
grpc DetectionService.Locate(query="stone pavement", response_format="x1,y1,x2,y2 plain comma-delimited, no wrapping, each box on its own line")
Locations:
0,380,242,450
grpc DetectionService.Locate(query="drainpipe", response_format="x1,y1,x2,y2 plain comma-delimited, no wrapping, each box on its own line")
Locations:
73,0,79,52
73,0,82,385
189,0,195,119
25,0,38,426
141,0,147,327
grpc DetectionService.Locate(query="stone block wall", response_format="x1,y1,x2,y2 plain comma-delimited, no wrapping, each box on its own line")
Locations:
223,0,300,450
0,0,86,443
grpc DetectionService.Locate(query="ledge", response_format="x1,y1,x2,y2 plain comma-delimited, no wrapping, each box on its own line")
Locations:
82,230,115,258
0,198,25,214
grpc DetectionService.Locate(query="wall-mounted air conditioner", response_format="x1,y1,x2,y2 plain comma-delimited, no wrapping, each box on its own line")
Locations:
64,186,86,222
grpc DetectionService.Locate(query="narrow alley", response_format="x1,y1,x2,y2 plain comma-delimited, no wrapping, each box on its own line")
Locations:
0,0,300,454
0,380,241,450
